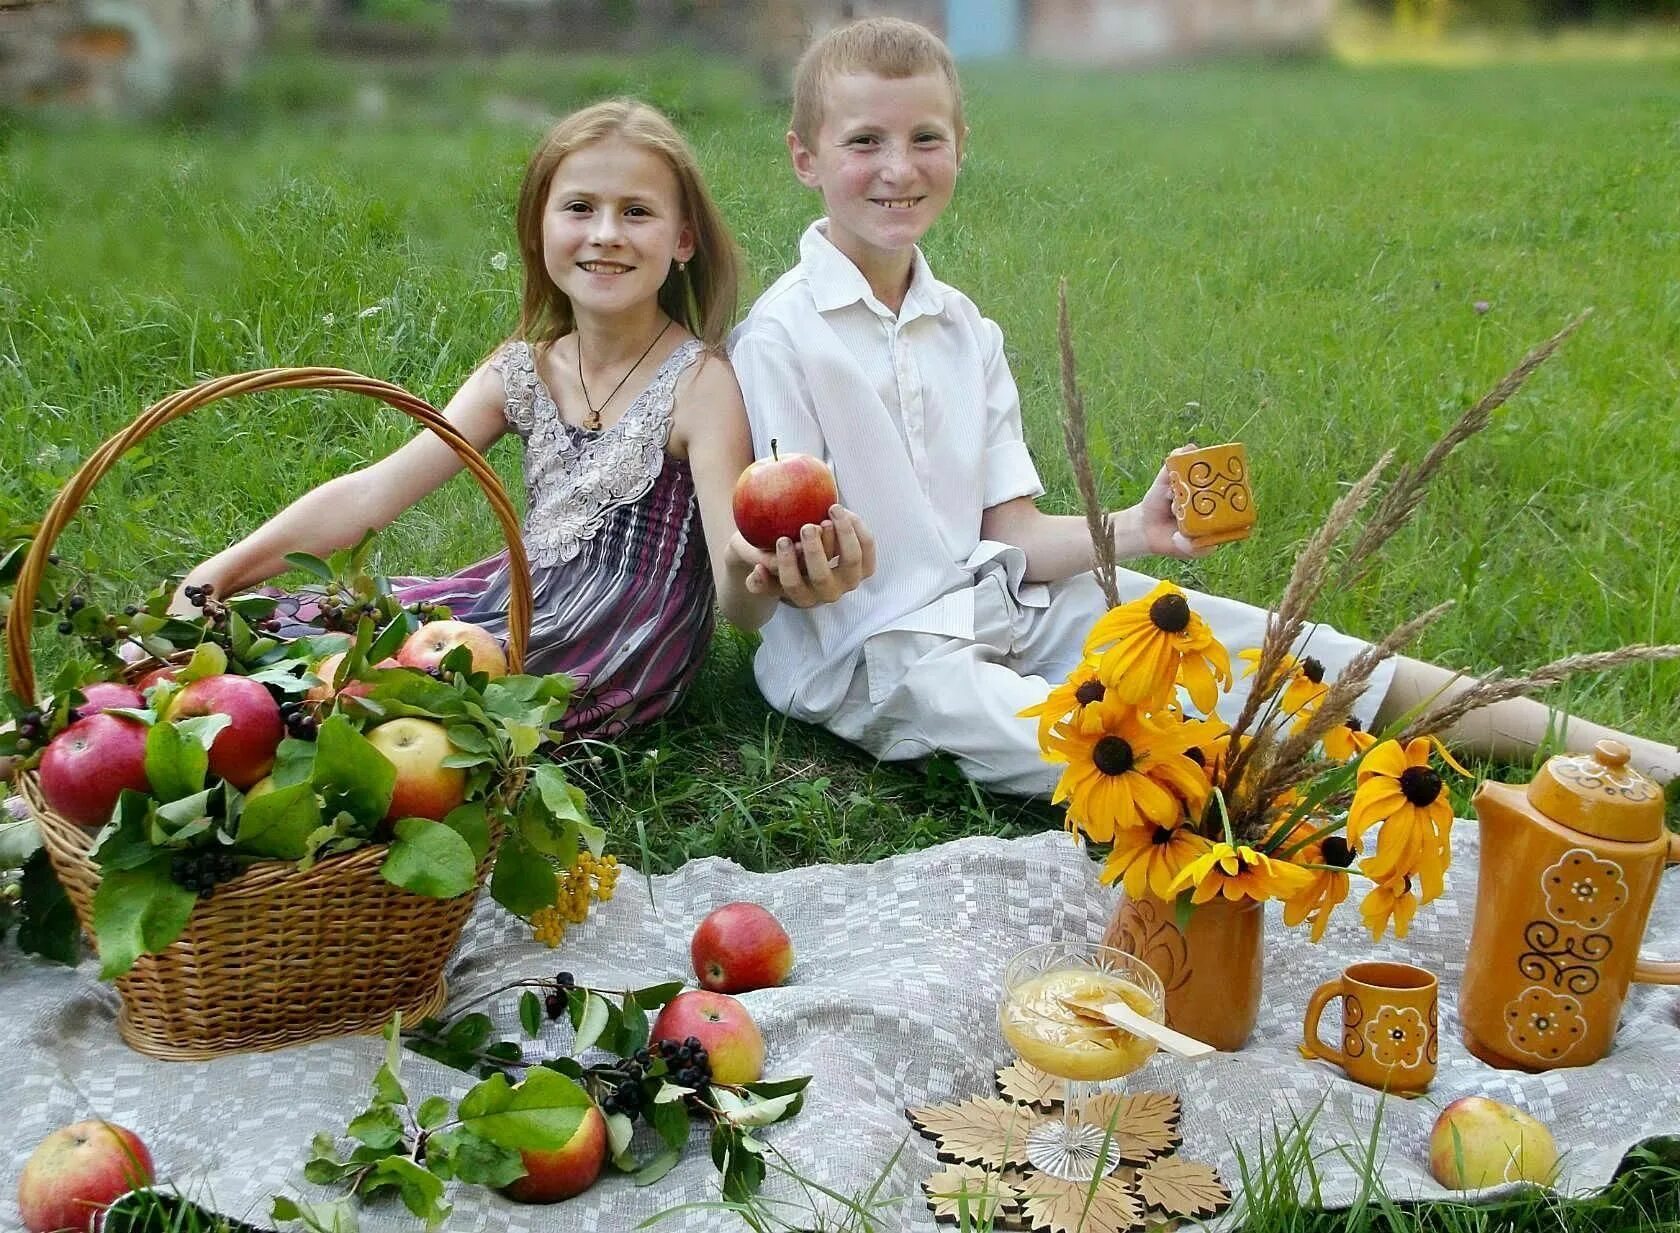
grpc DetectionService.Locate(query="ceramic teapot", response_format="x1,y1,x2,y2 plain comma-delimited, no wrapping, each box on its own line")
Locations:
1461,740,1679,1071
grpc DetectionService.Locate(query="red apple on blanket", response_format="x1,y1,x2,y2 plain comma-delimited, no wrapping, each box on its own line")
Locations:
367,717,467,822
731,440,840,553
17,1119,154,1233
38,713,150,827
168,673,285,789
651,990,766,1085
1428,1096,1559,1189
68,682,144,719
499,1102,608,1203
396,619,507,679
692,902,794,994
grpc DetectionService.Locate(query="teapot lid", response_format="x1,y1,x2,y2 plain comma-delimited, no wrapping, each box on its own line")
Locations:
1526,740,1664,843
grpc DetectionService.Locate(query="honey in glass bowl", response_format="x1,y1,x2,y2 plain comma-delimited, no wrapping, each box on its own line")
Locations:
1001,966,1161,1082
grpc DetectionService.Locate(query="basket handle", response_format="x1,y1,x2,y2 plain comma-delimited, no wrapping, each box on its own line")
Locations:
6,367,532,703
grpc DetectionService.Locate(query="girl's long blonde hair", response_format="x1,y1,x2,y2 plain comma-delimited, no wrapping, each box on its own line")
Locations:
512,99,741,350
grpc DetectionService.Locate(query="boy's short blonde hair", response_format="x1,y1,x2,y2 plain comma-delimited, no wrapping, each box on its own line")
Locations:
790,17,964,148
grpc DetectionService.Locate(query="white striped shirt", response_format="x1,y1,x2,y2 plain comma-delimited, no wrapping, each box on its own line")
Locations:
729,221,1046,720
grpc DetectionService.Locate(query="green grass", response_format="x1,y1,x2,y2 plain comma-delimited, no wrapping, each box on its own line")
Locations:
3,49,1679,1227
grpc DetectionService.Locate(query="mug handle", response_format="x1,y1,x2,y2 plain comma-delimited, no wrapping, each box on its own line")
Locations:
1301,977,1347,1066
1631,835,1680,985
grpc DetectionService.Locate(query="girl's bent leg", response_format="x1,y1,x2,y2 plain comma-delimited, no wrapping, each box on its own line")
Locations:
1375,655,1680,784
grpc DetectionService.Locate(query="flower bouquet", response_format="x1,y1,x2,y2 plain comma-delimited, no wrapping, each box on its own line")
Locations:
1,368,611,1059
1031,294,1680,1046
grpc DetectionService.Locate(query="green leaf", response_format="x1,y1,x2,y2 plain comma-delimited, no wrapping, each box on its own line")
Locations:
631,981,685,1009
176,642,229,684
712,1088,801,1127
303,1156,361,1186
382,818,476,898
455,1067,591,1152
151,790,214,843
373,1065,406,1108
90,856,199,977
270,736,317,787
441,801,490,863
416,1096,452,1130
367,615,412,666
445,1013,493,1054
633,1147,683,1186
424,1127,526,1188
312,715,395,824
16,848,79,964
283,551,335,581
504,721,541,758
519,990,544,1038
618,991,650,1056
89,791,158,871
605,1110,636,1170
444,724,492,755
646,1092,691,1152
271,1194,361,1232
347,1104,405,1150
710,1123,766,1201
144,716,216,803
0,816,41,867
513,789,577,865
367,1156,450,1228
236,780,321,860
573,992,610,1055
488,829,557,917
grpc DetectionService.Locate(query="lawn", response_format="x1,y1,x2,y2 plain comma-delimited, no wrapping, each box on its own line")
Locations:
4,45,1680,1231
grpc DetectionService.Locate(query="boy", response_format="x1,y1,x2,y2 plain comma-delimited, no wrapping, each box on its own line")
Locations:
731,17,1677,793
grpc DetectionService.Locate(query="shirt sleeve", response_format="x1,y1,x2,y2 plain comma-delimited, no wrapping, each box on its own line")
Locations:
978,316,1044,509
485,340,536,437
728,325,830,464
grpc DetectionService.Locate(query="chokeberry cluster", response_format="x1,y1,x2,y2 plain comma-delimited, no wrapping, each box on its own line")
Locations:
543,971,576,1020
11,708,47,754
656,1035,712,1092
281,700,319,740
169,848,242,897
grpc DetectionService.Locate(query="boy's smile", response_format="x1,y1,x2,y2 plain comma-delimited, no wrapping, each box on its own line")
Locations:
789,70,961,305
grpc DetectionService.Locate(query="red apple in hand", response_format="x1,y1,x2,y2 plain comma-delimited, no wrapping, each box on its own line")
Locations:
168,674,285,789
17,1120,154,1233
500,1103,608,1203
651,990,766,1085
692,902,794,994
38,714,150,827
397,619,508,679
732,440,840,553
367,717,467,822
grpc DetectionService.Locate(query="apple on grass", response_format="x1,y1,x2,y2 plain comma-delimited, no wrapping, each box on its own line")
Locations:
38,713,150,828
367,717,468,822
17,1120,154,1233
397,619,508,679
651,990,765,1086
1429,1096,1559,1189
499,1103,608,1203
168,673,285,790
692,902,794,994
731,439,840,554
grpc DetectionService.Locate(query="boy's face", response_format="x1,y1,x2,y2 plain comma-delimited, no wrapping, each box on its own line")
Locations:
541,136,695,322
789,71,961,272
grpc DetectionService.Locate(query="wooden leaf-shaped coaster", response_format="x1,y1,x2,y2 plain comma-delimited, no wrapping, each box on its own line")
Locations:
1015,1171,1143,1233
1080,1091,1181,1163
923,1163,1024,1227
997,1060,1065,1109
1136,1157,1232,1220
908,1097,1044,1169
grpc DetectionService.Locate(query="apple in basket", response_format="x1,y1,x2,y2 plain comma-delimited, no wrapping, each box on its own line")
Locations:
691,902,794,994
16,1119,154,1233
731,442,839,553
396,619,508,679
305,651,401,703
651,990,766,1085
169,674,285,790
1428,1096,1559,1189
38,713,150,827
368,717,467,822
68,682,144,720
499,1102,609,1203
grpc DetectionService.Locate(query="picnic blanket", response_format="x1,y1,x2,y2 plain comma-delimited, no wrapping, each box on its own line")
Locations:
4,820,1679,1232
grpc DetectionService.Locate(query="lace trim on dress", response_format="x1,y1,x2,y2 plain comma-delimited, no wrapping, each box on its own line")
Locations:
497,337,704,568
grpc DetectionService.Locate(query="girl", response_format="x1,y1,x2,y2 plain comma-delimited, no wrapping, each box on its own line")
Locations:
178,99,873,740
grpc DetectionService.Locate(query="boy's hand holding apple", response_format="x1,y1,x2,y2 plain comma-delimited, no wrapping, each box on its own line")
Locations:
731,444,876,608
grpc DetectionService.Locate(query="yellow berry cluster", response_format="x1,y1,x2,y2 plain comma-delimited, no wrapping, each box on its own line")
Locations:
529,851,621,948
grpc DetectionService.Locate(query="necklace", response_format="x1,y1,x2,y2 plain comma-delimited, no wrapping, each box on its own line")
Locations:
576,317,673,431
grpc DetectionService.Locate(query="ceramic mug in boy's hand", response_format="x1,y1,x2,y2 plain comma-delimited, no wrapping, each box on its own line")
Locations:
1166,442,1255,548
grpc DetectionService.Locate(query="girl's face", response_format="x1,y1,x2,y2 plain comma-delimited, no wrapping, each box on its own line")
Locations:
789,71,961,273
542,136,695,323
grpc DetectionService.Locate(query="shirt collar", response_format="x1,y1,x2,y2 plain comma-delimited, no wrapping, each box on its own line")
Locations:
801,219,943,322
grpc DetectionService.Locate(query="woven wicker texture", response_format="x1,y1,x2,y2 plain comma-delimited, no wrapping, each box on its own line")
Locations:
9,368,535,1059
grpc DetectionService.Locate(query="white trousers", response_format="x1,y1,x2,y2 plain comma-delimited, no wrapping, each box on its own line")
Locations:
824,568,1398,798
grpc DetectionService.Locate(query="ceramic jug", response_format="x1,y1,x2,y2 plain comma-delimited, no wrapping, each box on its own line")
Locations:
1462,740,1680,1071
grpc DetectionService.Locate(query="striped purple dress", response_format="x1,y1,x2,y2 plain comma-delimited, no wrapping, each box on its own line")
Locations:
390,338,715,741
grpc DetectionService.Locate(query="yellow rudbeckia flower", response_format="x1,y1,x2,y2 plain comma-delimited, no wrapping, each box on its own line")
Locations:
1170,841,1316,904
1084,581,1232,713
1019,658,1129,750
1100,824,1213,899
1280,831,1357,942
1347,738,1463,895
1048,708,1211,843
1360,875,1419,941
1322,717,1377,763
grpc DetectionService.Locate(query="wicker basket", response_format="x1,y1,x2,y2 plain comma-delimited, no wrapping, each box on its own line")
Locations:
6,368,535,1060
